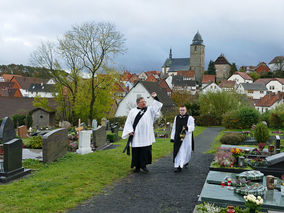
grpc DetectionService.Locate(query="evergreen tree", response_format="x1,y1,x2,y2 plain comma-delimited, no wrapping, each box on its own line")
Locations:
230,63,238,76
207,60,216,75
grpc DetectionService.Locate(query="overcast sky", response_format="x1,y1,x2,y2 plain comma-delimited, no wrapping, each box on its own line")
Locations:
0,0,284,73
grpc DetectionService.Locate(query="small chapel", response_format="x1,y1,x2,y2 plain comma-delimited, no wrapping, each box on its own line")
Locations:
161,31,205,84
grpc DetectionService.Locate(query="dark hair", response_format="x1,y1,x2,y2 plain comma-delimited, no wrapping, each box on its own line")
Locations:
136,97,144,104
179,105,187,109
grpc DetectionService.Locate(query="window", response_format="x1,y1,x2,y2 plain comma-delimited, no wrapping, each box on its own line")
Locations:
248,90,253,93
260,91,264,94
270,85,275,90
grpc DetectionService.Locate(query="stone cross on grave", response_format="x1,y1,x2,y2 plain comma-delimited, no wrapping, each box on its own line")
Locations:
75,119,84,138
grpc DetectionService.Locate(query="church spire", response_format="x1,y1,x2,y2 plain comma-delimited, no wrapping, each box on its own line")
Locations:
169,48,172,59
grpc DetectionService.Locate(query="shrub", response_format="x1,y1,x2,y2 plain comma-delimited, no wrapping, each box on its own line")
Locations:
220,133,245,145
269,112,284,129
108,116,127,128
222,110,240,129
197,114,220,126
11,113,32,128
24,136,42,149
107,133,118,142
254,122,270,143
260,111,271,127
238,106,260,129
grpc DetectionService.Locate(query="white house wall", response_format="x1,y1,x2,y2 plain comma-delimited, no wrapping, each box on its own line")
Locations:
115,83,155,117
266,81,283,93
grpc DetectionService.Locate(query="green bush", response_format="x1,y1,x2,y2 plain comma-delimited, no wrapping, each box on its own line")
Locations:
197,114,220,126
260,111,271,127
269,112,284,129
108,116,127,128
107,133,118,142
185,102,200,116
220,133,245,145
254,122,270,143
25,136,42,149
238,106,260,129
222,110,240,129
11,113,32,128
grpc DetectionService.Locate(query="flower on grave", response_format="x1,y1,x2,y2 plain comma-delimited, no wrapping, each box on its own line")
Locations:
231,148,243,159
257,143,266,150
243,194,263,210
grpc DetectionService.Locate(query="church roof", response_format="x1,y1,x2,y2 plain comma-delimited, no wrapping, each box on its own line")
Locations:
215,54,231,65
172,75,196,87
191,31,203,45
162,58,190,72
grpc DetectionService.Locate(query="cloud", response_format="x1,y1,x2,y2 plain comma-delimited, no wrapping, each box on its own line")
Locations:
0,0,284,72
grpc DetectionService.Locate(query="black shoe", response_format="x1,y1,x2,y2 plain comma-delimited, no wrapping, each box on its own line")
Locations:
141,167,149,173
174,167,182,173
133,168,140,173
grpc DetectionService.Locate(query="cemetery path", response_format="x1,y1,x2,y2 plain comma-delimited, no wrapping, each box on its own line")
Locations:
68,127,224,213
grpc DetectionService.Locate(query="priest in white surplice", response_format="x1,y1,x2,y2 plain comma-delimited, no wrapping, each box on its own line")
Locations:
122,92,163,173
170,105,195,172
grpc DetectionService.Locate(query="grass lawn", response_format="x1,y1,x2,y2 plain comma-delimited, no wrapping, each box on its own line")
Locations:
0,126,205,213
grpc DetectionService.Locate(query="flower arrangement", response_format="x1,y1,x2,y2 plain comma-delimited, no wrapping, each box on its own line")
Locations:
196,202,224,213
231,148,243,158
214,148,236,167
257,143,266,151
243,194,263,211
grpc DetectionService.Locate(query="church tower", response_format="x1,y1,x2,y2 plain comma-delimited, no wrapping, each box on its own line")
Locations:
190,31,205,84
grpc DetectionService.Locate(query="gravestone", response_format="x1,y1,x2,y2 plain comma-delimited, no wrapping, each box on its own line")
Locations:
92,119,98,130
17,125,27,138
0,117,31,182
92,126,107,149
76,130,93,154
111,123,119,136
0,117,16,143
165,122,171,138
101,118,107,127
61,121,71,129
266,152,284,169
42,128,68,163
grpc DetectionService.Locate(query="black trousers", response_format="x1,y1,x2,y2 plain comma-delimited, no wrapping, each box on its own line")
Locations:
131,145,152,168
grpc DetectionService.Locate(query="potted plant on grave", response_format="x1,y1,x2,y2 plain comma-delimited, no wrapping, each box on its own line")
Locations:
254,122,270,152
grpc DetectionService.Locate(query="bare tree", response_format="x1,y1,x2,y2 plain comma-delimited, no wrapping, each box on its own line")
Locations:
64,22,126,120
30,40,83,123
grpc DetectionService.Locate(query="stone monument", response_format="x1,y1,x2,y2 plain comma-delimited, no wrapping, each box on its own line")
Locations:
76,130,93,154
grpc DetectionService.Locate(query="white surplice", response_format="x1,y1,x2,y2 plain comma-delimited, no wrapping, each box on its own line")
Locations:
122,100,163,147
170,116,195,168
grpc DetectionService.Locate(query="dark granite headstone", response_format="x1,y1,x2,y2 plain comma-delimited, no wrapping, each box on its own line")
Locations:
266,152,284,168
42,128,68,163
111,124,118,136
0,138,31,183
0,117,16,143
92,126,107,148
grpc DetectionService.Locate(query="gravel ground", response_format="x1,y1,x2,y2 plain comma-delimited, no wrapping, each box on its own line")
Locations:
68,127,224,213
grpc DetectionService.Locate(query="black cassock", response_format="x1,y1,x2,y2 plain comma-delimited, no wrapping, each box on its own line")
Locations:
172,113,194,162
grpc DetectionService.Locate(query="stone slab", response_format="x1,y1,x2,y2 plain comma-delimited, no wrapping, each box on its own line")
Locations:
199,171,284,211
266,152,284,166
22,148,43,161
221,144,268,152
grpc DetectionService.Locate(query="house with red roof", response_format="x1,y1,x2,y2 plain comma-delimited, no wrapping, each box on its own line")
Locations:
255,62,270,75
228,72,253,85
0,82,22,97
218,80,236,92
1,74,23,82
202,82,221,94
202,74,215,88
254,78,284,93
255,92,284,113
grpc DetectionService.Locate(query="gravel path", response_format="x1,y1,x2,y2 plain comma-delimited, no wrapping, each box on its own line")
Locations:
68,127,224,213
